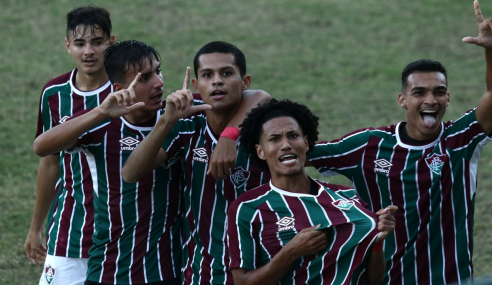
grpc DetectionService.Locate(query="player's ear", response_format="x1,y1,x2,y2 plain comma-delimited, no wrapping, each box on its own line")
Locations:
192,78,198,93
65,38,71,54
255,144,265,160
113,82,124,92
303,135,309,151
398,93,406,109
241,75,251,91
108,35,115,45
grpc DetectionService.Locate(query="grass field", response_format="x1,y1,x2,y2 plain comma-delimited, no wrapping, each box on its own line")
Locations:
1,0,492,283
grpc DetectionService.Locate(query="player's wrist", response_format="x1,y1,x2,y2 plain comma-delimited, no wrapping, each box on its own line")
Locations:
220,127,240,141
372,240,384,252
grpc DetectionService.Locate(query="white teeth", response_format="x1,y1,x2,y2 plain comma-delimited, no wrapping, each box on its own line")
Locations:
421,110,437,114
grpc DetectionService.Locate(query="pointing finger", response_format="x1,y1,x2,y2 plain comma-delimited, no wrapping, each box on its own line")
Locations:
182,67,190,90
474,1,484,24
129,72,141,90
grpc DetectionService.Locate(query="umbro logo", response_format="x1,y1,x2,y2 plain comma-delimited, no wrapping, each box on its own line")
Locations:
59,116,71,124
120,137,140,151
374,158,392,175
192,148,209,163
276,217,295,232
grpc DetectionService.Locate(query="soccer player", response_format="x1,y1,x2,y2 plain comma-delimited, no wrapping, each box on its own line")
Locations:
122,41,271,285
34,40,269,285
24,6,114,285
229,99,397,285
307,1,492,283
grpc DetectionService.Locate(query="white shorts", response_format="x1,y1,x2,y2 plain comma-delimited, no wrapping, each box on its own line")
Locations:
39,254,88,285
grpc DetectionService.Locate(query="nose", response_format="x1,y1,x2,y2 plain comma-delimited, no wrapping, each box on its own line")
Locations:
153,73,164,88
280,137,291,150
423,91,438,105
212,73,223,86
83,43,95,56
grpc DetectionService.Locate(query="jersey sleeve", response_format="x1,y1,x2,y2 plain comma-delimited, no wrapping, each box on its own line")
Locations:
308,128,374,177
35,83,57,139
228,201,258,271
65,109,111,154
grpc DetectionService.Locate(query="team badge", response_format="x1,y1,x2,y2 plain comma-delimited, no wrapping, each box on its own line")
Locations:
192,147,209,163
119,136,140,151
230,166,250,188
374,158,392,175
276,216,295,231
44,264,56,285
59,115,71,124
332,199,354,210
425,153,446,175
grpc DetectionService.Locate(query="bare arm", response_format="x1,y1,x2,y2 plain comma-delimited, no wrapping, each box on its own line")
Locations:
463,1,492,135
231,225,327,285
365,205,398,285
122,67,211,183
207,89,271,180
24,155,59,265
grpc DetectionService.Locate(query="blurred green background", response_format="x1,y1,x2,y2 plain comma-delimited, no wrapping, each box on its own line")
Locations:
1,0,492,283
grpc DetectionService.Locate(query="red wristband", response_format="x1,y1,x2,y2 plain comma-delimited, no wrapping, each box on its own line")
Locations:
220,127,240,141
372,241,384,252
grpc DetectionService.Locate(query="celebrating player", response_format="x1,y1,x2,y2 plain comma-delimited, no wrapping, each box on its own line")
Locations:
228,99,397,285
307,1,492,283
122,41,271,285
25,6,114,285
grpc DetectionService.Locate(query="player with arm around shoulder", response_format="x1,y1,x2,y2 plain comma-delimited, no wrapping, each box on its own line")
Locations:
228,99,397,285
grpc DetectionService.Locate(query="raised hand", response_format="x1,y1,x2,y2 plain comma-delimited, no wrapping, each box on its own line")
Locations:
99,73,145,119
463,1,492,48
163,67,211,124
374,205,398,243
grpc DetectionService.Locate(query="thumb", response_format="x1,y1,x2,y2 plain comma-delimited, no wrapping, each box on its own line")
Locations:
125,102,145,113
191,104,212,113
462,36,479,44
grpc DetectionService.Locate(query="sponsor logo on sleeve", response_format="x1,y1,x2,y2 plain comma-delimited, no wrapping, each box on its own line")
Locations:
425,153,446,175
119,137,140,151
276,217,295,232
374,158,392,175
192,147,209,163
332,199,355,210
230,166,251,188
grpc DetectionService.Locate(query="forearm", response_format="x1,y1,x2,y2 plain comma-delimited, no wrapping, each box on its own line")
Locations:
232,246,298,285
228,90,270,128
33,108,109,157
365,245,386,285
29,155,59,232
122,118,172,183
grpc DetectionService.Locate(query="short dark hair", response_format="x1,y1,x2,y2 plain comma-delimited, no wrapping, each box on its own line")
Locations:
239,99,319,171
401,59,447,92
193,41,247,78
104,40,160,85
66,6,112,40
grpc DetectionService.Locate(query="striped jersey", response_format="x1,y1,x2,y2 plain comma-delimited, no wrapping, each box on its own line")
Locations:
70,108,183,284
162,112,270,285
308,108,491,284
228,178,380,284
36,69,112,258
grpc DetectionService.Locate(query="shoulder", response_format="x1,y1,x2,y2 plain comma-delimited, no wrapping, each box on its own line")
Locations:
42,71,73,93
230,184,271,212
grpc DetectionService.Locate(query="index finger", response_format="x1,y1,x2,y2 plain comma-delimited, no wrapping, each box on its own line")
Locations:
474,0,484,24
182,67,191,90
129,72,141,90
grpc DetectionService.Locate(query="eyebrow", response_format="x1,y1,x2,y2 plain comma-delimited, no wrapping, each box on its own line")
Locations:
140,62,161,76
267,129,300,136
198,66,235,74
410,86,447,91
73,36,105,43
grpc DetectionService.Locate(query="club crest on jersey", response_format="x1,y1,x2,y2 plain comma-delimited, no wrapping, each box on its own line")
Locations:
192,147,209,163
276,216,295,232
44,264,55,285
425,153,446,175
119,137,140,151
332,199,354,210
374,158,392,175
230,166,251,188
59,115,71,124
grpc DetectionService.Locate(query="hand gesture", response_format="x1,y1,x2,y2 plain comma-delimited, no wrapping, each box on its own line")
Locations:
284,224,328,258
374,205,398,243
463,1,492,49
99,73,145,118
207,137,237,180
24,229,47,266
163,67,211,123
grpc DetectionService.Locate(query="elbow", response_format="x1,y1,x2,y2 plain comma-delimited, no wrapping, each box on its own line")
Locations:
121,165,138,183
257,90,271,104
33,138,48,157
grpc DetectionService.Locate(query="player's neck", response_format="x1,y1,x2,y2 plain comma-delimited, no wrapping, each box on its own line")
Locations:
271,171,310,194
205,107,239,137
74,69,109,92
124,110,156,126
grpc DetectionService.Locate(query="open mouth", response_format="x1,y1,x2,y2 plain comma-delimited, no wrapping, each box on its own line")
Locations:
420,110,438,128
211,90,226,97
279,154,297,164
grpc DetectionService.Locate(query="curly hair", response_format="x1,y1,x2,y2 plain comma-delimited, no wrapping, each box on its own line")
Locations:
239,99,319,171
